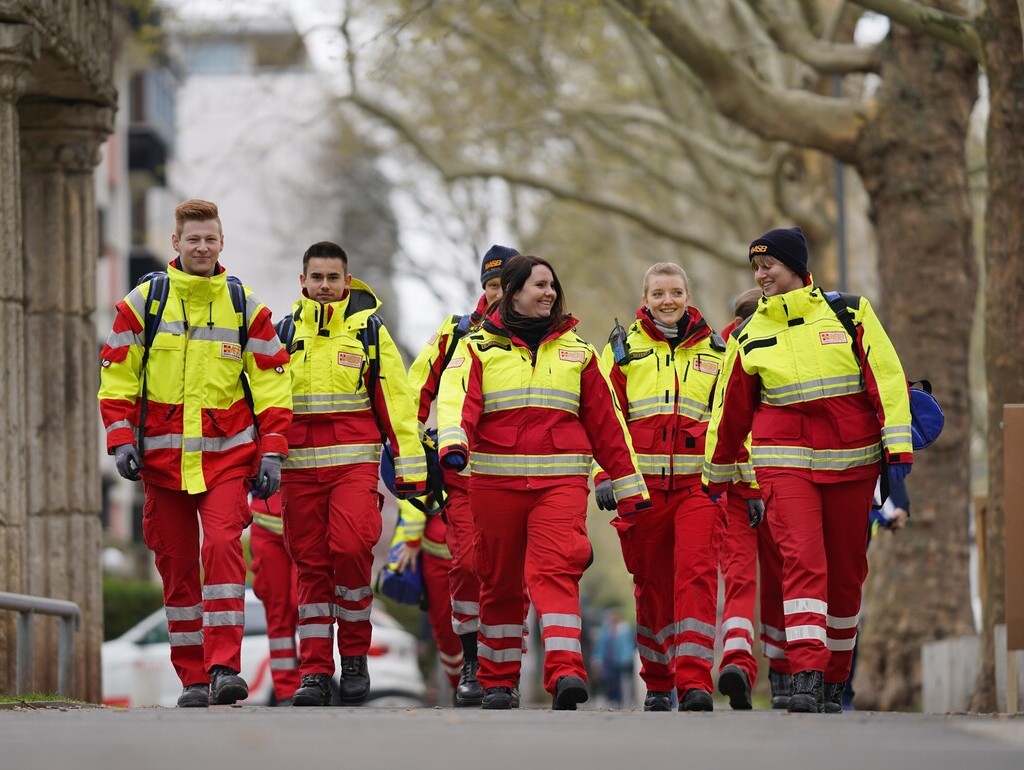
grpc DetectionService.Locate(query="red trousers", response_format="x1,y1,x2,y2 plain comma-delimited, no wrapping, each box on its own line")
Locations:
719,487,790,687
619,483,723,694
142,478,250,686
444,486,480,637
472,485,591,694
250,519,300,700
761,473,874,681
422,514,464,688
282,464,382,674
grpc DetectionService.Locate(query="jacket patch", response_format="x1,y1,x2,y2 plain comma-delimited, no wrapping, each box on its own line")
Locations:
693,359,719,375
627,349,653,362
819,331,848,346
559,349,586,363
221,342,242,361
477,340,511,352
427,333,438,346
338,351,364,368
448,357,465,368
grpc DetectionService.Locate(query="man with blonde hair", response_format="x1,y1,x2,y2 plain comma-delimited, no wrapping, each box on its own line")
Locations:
99,199,293,707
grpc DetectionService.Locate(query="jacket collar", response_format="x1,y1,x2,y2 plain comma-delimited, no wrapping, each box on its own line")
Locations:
757,278,822,324
482,308,579,347
167,259,226,301
291,277,382,331
635,305,711,348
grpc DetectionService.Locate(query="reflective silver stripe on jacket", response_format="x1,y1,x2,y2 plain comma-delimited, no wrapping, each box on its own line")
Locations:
611,473,646,500
703,460,738,484
285,443,381,469
105,421,133,437
472,453,592,476
190,326,244,343
245,337,283,357
145,433,184,450
482,387,580,415
292,393,371,415
786,625,827,643
881,424,913,448
751,443,880,471
760,374,864,406
394,454,429,476
438,426,468,446
184,426,256,453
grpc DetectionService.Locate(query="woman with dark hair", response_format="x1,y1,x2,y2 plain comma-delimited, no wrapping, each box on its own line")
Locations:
437,254,650,710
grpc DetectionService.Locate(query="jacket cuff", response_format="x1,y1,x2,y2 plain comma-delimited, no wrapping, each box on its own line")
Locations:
885,452,913,465
615,497,651,517
395,480,428,495
107,429,136,452
260,434,289,457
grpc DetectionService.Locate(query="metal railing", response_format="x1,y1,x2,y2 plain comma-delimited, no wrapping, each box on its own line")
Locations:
0,591,81,696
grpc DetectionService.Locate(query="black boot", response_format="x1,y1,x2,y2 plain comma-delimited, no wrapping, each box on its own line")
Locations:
824,681,845,714
643,690,672,712
788,670,823,713
176,683,210,708
717,664,752,710
455,632,483,706
339,655,370,705
768,668,792,710
679,689,714,712
292,673,332,707
552,675,589,710
481,686,513,710
209,665,248,705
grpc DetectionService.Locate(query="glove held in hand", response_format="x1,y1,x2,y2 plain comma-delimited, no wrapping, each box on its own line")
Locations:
114,444,142,482
594,479,616,511
253,454,283,500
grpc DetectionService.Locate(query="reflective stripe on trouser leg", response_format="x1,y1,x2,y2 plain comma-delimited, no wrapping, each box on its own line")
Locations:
821,476,874,682
762,474,831,672
719,487,759,685
471,487,535,689
283,480,337,675
251,522,300,699
672,485,723,693
142,482,203,686
422,529,464,688
757,515,791,675
618,494,675,692
445,487,481,635
521,485,591,695
197,477,251,673
327,464,381,655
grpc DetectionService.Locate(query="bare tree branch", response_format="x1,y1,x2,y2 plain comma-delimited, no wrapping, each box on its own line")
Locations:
849,0,984,62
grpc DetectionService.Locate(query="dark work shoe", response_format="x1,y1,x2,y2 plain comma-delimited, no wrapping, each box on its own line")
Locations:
552,675,589,711
788,670,824,713
481,686,513,710
177,683,210,708
510,685,521,709
768,669,792,710
718,664,753,710
823,681,845,714
455,660,483,707
643,690,672,712
209,665,248,705
679,689,714,712
339,655,370,705
292,673,332,707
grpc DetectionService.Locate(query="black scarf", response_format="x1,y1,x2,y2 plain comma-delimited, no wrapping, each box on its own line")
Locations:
501,308,556,349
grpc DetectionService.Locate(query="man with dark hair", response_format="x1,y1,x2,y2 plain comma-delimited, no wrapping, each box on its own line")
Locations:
99,198,292,708
282,241,427,707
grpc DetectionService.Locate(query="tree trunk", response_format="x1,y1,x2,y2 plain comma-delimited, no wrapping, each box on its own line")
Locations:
972,0,1024,712
853,20,978,710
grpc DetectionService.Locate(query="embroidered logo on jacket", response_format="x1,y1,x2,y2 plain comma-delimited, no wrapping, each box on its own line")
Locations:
427,333,438,346
338,351,364,368
221,342,242,361
559,349,587,363
693,359,719,375
819,331,848,345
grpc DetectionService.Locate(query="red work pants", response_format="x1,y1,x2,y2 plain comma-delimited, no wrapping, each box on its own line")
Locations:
619,482,723,695
444,485,480,637
422,514,464,688
250,519,300,701
472,485,590,695
719,487,790,687
761,473,874,681
142,478,250,686
282,464,382,675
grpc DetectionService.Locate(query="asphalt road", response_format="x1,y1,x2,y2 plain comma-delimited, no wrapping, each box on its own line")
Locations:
1,705,1022,770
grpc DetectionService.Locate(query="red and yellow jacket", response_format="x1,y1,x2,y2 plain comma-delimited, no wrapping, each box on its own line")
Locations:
597,306,725,492
389,499,451,560
98,261,291,493
406,295,489,492
703,282,912,494
280,281,427,494
437,310,649,516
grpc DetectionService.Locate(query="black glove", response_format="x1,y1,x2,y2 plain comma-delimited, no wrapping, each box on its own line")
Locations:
595,479,616,511
253,454,282,500
747,498,765,528
441,452,467,471
113,444,142,481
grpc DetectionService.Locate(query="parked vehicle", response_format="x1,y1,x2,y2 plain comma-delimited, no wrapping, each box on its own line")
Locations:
102,589,425,707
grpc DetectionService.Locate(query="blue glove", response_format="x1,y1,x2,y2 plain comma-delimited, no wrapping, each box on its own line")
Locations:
747,498,765,528
114,444,142,481
594,480,616,511
253,454,282,499
888,463,912,483
708,492,723,504
442,452,467,471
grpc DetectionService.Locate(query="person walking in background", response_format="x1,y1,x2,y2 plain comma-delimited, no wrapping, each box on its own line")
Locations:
595,263,726,712
249,493,300,705
438,254,650,710
405,244,518,706
98,199,292,708
593,607,637,708
716,287,792,710
704,227,913,713
280,241,426,707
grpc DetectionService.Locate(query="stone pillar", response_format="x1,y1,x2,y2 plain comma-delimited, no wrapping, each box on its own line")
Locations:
19,100,113,702
0,22,38,696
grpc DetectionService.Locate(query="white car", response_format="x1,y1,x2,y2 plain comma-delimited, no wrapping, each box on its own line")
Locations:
102,589,426,707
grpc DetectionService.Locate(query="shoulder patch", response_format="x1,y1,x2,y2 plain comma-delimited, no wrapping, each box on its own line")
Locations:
477,339,511,352
447,357,465,368
427,333,438,346
558,349,587,363
626,349,653,362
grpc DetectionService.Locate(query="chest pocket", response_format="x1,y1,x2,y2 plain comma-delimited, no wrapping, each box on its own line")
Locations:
331,337,367,394
151,332,185,351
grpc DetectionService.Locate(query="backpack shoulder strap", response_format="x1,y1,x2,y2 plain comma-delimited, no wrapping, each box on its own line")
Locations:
141,272,170,353
274,315,296,349
360,313,386,441
439,313,472,373
226,276,248,350
823,290,863,365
